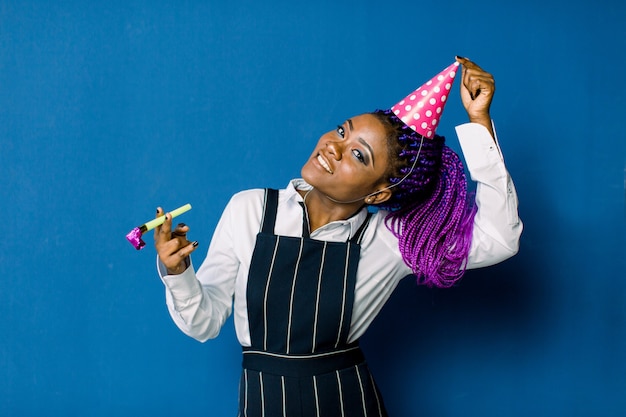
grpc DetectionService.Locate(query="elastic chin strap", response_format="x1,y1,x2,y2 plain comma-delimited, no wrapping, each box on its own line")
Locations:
324,136,425,205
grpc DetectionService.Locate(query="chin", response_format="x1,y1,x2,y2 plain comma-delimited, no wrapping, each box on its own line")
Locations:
300,163,317,185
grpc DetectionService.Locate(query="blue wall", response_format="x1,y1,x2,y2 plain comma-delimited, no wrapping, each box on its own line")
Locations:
1,1,625,415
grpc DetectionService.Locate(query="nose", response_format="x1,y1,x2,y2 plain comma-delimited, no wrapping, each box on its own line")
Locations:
325,140,343,161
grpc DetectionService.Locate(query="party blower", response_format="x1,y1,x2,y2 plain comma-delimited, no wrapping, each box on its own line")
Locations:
126,203,192,250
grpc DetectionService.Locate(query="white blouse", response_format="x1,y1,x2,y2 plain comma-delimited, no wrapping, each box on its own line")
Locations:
158,122,523,345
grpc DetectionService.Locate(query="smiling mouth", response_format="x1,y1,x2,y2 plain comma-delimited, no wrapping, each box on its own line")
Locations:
317,154,333,174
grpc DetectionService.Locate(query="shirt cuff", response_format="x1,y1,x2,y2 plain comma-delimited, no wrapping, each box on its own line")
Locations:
455,121,504,174
156,256,201,300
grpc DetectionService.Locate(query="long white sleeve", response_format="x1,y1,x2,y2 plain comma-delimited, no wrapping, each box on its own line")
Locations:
158,197,240,342
456,122,523,268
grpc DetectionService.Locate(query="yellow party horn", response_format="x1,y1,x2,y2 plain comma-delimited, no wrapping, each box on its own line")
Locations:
126,203,192,250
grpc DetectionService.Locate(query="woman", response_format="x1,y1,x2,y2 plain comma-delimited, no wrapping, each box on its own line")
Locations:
154,57,522,416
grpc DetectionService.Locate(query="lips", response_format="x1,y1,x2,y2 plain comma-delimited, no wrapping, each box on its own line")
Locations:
317,154,333,174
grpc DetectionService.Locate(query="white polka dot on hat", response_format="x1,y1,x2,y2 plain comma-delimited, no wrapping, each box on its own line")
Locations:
391,61,459,138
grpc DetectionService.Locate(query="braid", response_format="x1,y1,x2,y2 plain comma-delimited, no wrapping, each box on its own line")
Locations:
370,109,477,287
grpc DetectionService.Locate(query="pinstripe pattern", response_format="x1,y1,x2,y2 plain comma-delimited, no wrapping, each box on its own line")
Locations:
259,372,265,417
243,369,248,417
281,376,286,417
313,375,320,417
335,244,351,349
356,365,367,416
249,235,356,354
336,370,346,417
262,237,281,351
286,238,305,354
240,189,387,417
369,372,384,417
311,242,327,353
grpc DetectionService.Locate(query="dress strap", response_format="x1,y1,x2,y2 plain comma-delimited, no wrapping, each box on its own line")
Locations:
259,188,279,234
350,212,373,244
297,201,310,238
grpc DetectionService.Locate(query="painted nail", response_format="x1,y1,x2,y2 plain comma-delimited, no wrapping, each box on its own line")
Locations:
192,241,199,247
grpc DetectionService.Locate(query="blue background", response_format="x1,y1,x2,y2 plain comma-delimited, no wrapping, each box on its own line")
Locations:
1,1,625,415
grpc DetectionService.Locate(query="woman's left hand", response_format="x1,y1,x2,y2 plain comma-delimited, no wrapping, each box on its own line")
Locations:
455,56,495,138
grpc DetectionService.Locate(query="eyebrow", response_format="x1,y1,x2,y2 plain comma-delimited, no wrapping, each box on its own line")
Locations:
347,118,375,166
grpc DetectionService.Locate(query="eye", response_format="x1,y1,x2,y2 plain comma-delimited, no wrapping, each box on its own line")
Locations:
352,149,365,164
336,125,345,138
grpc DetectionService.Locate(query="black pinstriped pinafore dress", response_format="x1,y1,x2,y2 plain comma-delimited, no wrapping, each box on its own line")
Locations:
238,189,388,417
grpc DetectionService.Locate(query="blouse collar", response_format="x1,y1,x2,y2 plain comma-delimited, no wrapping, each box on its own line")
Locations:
284,179,370,240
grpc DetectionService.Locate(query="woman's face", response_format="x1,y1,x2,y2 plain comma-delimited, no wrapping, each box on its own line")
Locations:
301,113,391,203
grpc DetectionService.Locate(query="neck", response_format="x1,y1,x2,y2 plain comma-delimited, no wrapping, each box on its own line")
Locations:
299,188,365,233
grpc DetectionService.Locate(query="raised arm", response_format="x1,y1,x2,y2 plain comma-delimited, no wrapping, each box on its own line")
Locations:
455,57,523,268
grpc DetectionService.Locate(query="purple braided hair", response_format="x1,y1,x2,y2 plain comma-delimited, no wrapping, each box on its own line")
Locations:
370,109,477,288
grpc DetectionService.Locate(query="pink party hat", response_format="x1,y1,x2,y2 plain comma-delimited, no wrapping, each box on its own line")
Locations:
391,61,459,139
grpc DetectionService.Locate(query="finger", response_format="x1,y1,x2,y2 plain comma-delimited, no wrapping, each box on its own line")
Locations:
463,70,494,86
154,207,165,240
164,236,191,256
157,212,173,244
456,57,492,99
161,240,199,271
172,223,189,237
461,61,493,80
179,240,199,258
171,232,190,251
157,237,186,263
456,58,477,102
455,56,484,72
463,71,494,101
171,224,190,250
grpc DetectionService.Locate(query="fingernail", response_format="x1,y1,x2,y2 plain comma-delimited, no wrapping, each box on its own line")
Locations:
178,223,186,228
192,241,199,247
455,55,467,60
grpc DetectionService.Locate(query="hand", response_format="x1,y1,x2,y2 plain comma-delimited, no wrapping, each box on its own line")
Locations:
455,56,495,138
154,207,198,275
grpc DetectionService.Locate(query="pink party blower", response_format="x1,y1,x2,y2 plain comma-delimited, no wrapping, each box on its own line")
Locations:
126,203,192,250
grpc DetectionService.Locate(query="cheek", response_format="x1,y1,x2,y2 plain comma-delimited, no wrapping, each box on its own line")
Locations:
342,167,382,191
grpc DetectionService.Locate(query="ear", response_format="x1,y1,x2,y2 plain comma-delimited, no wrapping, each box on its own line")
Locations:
366,188,392,205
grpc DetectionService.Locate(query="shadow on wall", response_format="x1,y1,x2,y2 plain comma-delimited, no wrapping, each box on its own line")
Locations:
360,180,556,414
361,254,543,414
357,109,583,413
